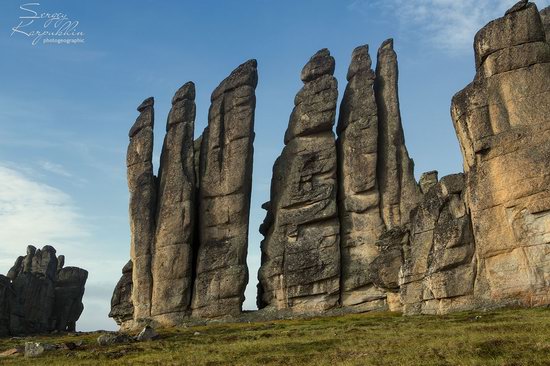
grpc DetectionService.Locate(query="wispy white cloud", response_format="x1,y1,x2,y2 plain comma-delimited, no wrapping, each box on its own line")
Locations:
353,0,550,53
39,160,73,178
0,163,88,266
0,163,120,331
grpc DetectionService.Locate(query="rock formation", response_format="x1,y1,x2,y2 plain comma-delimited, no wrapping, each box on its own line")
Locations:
0,276,11,337
0,246,87,335
336,45,387,311
336,41,421,312
374,39,422,228
120,85,199,329
109,260,133,326
449,1,550,312
192,60,257,318
112,62,257,329
127,97,156,323
257,49,341,312
152,82,196,322
541,6,550,40
111,1,550,327
400,174,476,314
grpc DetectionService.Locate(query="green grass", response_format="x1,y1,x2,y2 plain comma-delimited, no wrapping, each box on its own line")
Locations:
1,308,549,365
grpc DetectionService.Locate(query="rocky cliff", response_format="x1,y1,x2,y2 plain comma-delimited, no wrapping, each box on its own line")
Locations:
111,1,550,328
1,246,87,335
449,0,550,312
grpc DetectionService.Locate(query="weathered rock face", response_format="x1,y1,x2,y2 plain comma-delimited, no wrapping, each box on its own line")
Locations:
192,60,257,318
152,82,196,321
112,63,258,328
337,45,387,311
541,6,550,41
451,2,550,311
53,267,88,331
109,261,133,326
258,49,341,312
400,174,476,314
127,97,156,322
1,246,87,335
375,39,422,229
112,2,550,325
336,40,423,312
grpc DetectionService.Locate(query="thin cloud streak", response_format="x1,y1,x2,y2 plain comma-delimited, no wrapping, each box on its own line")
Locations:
0,163,88,260
39,160,73,178
352,0,550,53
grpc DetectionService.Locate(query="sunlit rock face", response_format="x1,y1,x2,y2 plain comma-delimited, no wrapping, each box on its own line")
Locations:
257,49,341,313
151,82,197,324
451,2,550,311
336,41,421,312
399,174,477,314
126,96,156,325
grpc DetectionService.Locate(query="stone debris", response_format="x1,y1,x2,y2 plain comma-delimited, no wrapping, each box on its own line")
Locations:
136,325,159,342
24,342,56,358
97,333,134,346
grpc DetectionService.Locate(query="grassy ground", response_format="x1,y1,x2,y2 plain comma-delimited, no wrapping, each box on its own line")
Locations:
0,308,549,365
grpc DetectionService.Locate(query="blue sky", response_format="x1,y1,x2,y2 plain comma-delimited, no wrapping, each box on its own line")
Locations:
1,0,548,331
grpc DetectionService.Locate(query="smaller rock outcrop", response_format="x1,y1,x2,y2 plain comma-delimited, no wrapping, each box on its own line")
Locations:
400,174,476,315
136,325,159,341
1,246,87,335
53,266,88,332
109,260,133,326
0,276,11,337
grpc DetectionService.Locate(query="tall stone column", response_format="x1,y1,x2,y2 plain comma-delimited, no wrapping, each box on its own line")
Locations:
375,39,421,229
192,60,258,318
151,82,197,321
337,45,387,310
127,97,157,321
258,49,340,312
